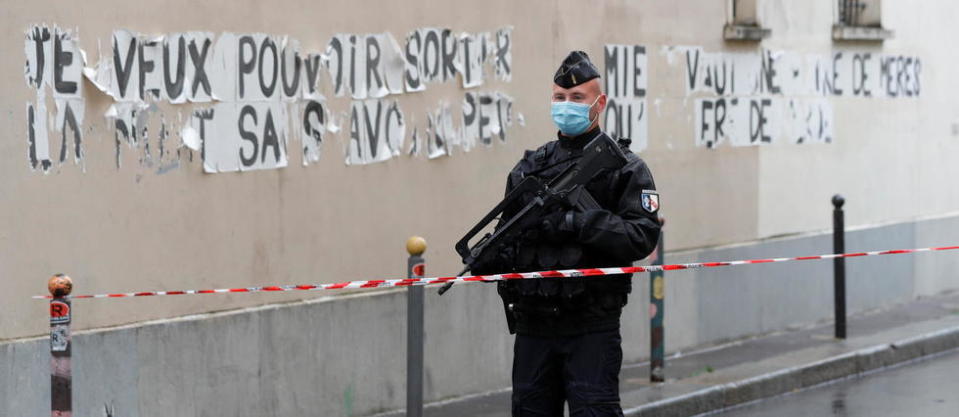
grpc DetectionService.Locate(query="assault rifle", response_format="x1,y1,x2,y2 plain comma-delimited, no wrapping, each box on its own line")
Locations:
439,134,628,295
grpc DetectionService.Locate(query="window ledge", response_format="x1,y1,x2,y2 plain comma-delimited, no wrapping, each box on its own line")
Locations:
832,24,894,41
724,23,772,41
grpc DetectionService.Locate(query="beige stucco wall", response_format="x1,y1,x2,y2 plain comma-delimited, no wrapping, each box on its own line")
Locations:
3,0,955,341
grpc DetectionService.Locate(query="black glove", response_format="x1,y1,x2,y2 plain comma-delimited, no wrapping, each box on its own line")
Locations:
539,210,578,241
471,245,516,275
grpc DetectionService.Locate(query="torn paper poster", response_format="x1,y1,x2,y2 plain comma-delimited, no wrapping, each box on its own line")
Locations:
493,91,514,143
83,42,112,95
407,125,421,157
106,102,149,147
693,97,833,148
181,125,201,152
24,26,52,90
51,28,84,99
661,46,919,99
457,32,484,89
326,110,344,134
300,99,327,165
426,103,461,159
22,24,522,176
406,28,444,86
203,102,290,172
25,25,87,172
463,92,497,146
25,25,85,99
84,30,216,103
438,103,459,152
180,108,214,153
657,45,907,149
364,34,390,99
602,44,649,152
346,99,404,165
440,29,459,82
478,32,493,68
235,33,286,102
138,35,166,100
326,33,369,99
325,34,348,97
110,30,141,102
782,98,833,144
160,33,189,104
384,100,406,156
26,100,52,172
420,28,443,84
152,112,181,173
460,91,515,151
54,98,85,164
185,31,215,102
478,92,495,144
279,37,304,102
301,52,326,100
426,109,446,159
494,27,512,82
604,44,647,100
381,32,406,95
403,29,426,93
604,97,648,152
461,93,480,149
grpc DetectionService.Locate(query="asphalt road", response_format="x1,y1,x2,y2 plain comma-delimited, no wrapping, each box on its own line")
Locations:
714,349,959,417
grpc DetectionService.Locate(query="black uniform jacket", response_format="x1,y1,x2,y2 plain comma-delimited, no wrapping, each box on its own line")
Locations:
484,126,661,336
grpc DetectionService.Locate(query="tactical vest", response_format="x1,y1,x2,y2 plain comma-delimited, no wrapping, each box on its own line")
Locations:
501,136,635,302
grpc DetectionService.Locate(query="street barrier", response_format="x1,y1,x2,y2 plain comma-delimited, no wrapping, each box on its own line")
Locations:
36,247,958,301
32,198,959,414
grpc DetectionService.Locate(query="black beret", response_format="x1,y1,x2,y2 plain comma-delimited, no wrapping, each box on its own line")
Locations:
553,50,600,88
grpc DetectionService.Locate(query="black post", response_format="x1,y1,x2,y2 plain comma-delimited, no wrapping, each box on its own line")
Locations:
406,237,426,417
48,274,73,417
832,195,847,340
649,218,665,383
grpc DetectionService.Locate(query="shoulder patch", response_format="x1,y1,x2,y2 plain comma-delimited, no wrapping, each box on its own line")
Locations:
533,146,549,164
641,190,659,214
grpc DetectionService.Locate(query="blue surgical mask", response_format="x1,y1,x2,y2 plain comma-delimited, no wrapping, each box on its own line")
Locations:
551,96,600,136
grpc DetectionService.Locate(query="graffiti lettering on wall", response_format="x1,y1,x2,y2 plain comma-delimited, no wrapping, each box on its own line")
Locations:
23,25,516,174
24,27,85,172
694,97,834,147
603,44,648,152
663,46,921,148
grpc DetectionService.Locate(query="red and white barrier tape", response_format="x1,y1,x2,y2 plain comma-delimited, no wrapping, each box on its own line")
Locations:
32,245,959,300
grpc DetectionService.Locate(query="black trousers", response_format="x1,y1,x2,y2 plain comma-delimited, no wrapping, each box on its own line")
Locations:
511,329,624,417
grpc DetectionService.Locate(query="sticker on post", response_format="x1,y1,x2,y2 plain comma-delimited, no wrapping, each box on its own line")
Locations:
411,263,425,277
641,190,660,214
50,301,70,324
51,324,69,352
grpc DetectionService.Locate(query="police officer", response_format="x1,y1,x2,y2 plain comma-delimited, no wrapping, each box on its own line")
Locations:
477,51,661,416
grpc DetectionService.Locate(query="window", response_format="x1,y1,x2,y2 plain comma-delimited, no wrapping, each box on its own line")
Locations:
725,0,771,41
833,0,893,41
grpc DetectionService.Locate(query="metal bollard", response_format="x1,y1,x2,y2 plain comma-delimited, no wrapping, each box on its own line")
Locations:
832,195,847,339
406,237,426,417
48,274,73,417
649,218,666,383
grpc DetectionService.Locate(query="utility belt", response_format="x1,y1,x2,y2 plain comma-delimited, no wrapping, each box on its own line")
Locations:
508,300,561,317
497,283,628,334
507,292,627,314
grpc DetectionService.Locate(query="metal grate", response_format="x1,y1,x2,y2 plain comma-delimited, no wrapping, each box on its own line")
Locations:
838,0,868,26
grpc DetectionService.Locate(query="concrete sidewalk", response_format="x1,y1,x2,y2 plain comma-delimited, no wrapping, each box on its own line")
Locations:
374,291,959,417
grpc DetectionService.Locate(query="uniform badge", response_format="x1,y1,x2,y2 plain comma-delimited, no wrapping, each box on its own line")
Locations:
641,190,660,213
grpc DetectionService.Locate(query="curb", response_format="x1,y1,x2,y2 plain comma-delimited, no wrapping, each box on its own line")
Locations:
624,326,959,416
